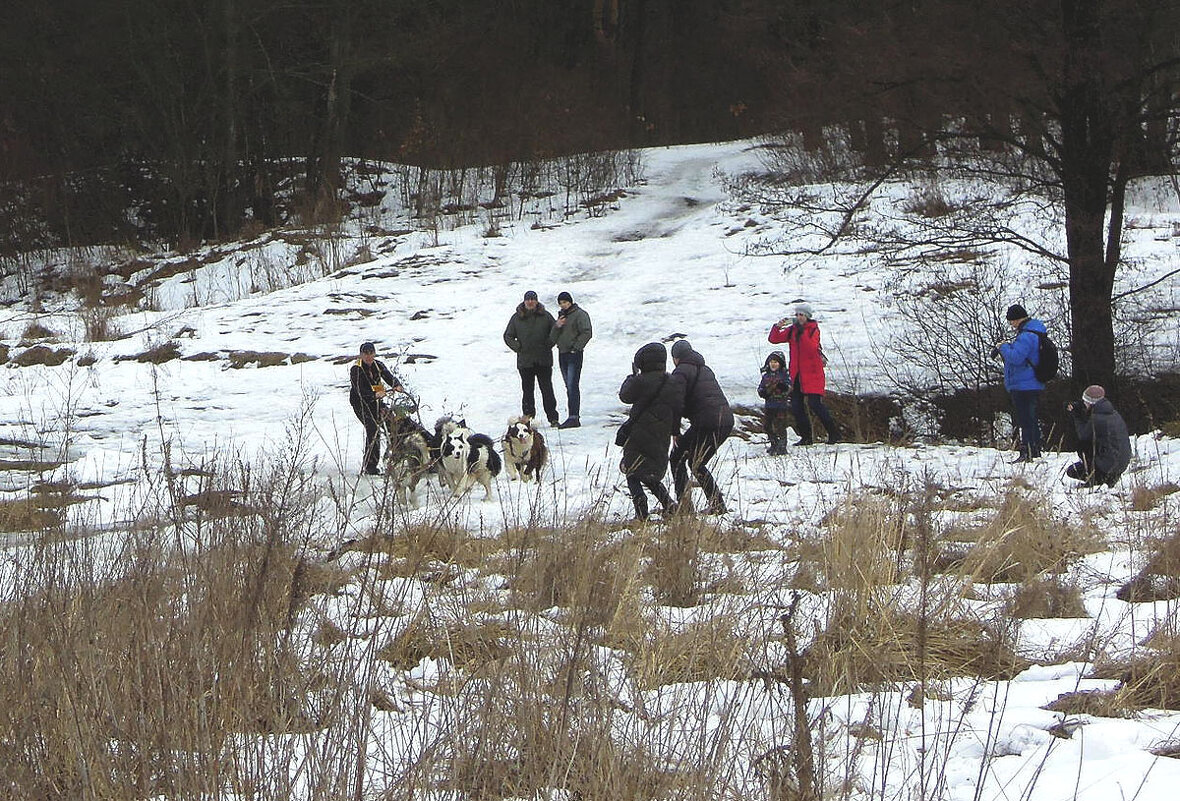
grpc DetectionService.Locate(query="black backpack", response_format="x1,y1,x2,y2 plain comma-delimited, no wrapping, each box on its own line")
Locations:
1028,330,1059,383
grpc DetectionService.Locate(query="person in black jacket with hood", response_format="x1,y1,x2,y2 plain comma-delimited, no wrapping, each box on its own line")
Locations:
669,339,734,514
1066,384,1132,487
350,342,406,475
618,342,686,521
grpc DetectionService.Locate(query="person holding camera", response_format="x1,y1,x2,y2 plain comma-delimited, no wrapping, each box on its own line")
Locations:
551,290,593,429
990,303,1047,462
768,302,839,445
618,342,685,521
1065,385,1131,487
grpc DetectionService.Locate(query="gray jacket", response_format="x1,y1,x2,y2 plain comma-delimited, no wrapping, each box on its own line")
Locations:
551,304,593,353
1073,398,1132,483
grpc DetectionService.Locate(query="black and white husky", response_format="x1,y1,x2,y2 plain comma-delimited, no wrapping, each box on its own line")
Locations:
438,424,502,498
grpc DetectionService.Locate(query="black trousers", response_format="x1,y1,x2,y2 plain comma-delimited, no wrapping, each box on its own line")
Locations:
352,400,383,472
670,423,732,510
627,475,676,520
519,365,559,423
790,377,837,442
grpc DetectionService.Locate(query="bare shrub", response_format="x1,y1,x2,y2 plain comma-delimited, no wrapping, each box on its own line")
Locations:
902,182,960,217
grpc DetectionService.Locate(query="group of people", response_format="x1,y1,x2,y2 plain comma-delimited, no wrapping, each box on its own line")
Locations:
349,294,1132,509
618,302,844,521
992,303,1131,487
502,289,593,430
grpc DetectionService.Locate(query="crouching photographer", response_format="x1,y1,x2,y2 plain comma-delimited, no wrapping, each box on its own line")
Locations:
1065,385,1131,488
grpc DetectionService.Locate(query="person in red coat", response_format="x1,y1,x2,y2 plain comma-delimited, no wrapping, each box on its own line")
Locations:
768,302,839,445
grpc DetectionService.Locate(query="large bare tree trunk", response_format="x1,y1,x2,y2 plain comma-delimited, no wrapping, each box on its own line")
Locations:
1059,0,1117,391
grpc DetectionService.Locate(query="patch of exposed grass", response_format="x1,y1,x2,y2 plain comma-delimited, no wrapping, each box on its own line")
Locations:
628,617,748,690
1130,482,1180,512
803,606,1028,696
1043,689,1128,718
0,498,63,532
377,616,515,669
939,492,1100,583
1117,530,1180,603
1005,576,1088,619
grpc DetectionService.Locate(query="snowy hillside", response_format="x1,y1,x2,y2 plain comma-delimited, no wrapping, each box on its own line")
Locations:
2,140,1180,800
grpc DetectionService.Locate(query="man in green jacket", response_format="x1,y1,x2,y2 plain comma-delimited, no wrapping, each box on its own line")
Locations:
551,290,593,429
503,290,559,426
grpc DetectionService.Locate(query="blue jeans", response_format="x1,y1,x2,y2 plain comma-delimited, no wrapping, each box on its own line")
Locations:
1009,389,1042,457
558,350,584,417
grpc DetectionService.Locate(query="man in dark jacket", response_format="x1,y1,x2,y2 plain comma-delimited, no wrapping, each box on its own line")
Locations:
349,341,406,475
551,290,592,429
503,290,559,426
1066,385,1132,487
669,339,735,514
619,342,686,521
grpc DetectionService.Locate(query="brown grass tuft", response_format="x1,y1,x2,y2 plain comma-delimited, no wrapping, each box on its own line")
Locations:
1131,482,1180,512
939,492,1099,583
1118,530,1180,603
802,605,1029,696
1005,576,1088,619
629,617,748,690
1043,689,1128,718
0,498,63,532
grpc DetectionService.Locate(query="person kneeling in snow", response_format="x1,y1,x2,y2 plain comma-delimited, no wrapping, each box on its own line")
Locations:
1065,385,1131,488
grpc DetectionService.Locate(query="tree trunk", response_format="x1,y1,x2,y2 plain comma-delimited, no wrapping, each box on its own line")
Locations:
1059,0,1117,392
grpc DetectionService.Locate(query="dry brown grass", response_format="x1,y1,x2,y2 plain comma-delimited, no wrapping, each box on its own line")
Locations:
937,492,1100,583
802,604,1028,697
1130,482,1180,512
1005,576,1088,619
1117,529,1180,603
629,616,748,690
378,615,516,670
1043,689,1128,718
0,498,63,532
504,522,642,627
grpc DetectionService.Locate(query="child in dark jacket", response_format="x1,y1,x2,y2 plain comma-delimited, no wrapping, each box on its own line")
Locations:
758,351,791,455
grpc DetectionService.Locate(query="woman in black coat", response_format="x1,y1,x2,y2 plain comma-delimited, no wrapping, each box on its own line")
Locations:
618,342,686,520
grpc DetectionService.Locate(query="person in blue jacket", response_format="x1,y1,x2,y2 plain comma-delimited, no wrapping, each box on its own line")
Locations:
991,304,1046,462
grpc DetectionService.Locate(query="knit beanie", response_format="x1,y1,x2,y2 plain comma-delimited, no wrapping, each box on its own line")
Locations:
670,340,693,360
795,302,813,319
1005,304,1028,321
557,291,573,304
1082,385,1106,405
523,290,538,301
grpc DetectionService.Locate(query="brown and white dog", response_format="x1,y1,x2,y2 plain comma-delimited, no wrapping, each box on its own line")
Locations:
501,416,548,482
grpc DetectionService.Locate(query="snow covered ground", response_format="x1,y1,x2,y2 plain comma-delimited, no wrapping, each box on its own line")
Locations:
2,140,1180,799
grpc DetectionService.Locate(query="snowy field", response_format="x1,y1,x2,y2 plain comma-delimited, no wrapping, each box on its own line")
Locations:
2,140,1180,799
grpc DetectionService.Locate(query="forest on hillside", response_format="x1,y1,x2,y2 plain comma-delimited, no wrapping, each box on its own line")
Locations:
2,0,1178,387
